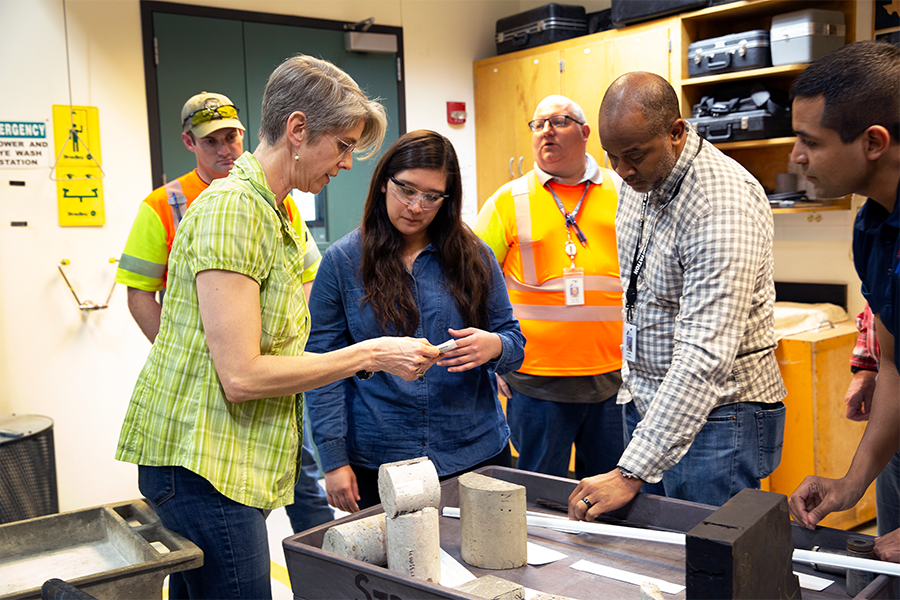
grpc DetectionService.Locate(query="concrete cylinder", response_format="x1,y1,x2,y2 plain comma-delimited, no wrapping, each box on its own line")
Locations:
385,506,441,582
378,456,440,518
321,513,387,566
459,472,527,569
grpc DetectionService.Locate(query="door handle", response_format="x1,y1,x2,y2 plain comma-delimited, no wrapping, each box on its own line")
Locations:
518,156,524,176
508,157,515,178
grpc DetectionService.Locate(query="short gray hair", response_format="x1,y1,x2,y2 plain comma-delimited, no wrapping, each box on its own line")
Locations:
258,54,387,159
535,95,587,124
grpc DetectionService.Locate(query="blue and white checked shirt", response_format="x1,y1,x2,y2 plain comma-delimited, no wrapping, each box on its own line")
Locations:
616,125,786,483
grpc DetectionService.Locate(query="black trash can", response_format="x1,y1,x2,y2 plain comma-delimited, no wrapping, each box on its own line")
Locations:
0,414,58,524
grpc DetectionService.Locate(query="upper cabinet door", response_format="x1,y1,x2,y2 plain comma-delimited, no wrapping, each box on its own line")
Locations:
474,50,561,208
562,22,671,166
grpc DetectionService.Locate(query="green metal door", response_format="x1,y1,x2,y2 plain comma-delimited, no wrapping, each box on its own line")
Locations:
148,8,403,247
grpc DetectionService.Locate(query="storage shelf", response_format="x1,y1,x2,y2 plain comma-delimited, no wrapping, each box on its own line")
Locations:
684,0,828,22
681,64,807,87
713,136,796,151
771,202,849,214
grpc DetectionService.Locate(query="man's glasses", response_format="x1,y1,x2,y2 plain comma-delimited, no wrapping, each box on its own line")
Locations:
389,175,448,211
332,134,355,158
184,105,239,128
527,114,584,132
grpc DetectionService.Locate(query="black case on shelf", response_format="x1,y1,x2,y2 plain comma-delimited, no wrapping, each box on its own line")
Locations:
495,3,587,55
687,84,792,143
610,0,709,26
587,9,614,34
687,29,771,77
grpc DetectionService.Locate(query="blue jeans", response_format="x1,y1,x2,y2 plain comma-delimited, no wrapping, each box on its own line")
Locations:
283,414,334,533
138,465,272,600
877,449,900,536
507,390,625,479
624,400,786,507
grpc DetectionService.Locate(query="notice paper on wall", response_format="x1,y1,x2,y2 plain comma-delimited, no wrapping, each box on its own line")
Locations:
0,120,50,168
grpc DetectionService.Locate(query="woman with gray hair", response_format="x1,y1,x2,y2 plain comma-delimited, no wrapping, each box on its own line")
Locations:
115,55,439,599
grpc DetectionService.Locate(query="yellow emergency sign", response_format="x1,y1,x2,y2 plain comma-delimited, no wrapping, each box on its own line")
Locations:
53,105,104,226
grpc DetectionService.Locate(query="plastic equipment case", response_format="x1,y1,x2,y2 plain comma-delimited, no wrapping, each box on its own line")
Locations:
770,8,846,66
495,3,587,55
687,85,792,143
611,0,709,26
688,30,771,78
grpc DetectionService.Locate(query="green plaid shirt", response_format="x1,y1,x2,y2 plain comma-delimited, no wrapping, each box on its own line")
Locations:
116,153,310,510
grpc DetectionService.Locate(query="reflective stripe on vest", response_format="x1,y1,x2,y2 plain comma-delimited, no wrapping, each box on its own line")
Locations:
511,176,538,286
164,179,189,231
512,303,622,322
504,273,622,293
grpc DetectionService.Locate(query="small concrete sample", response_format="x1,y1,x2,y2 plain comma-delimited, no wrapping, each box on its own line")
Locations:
321,513,387,566
639,581,664,600
385,506,441,582
378,456,441,518
459,472,527,570
454,574,525,600
686,488,801,599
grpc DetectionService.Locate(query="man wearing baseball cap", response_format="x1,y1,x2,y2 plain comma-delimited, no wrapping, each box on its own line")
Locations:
117,91,334,535
117,91,249,339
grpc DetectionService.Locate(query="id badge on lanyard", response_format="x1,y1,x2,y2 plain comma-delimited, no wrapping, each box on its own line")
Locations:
563,266,585,306
623,322,637,362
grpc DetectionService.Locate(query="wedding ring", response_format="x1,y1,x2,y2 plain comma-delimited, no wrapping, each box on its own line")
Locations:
582,497,592,509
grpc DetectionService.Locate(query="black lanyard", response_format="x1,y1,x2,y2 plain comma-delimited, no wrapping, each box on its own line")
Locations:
546,181,590,247
625,140,703,322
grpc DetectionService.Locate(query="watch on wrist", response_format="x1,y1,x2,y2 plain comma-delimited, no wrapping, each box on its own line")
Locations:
355,370,373,380
619,466,641,481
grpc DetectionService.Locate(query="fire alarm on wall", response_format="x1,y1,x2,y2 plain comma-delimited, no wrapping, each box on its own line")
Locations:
447,102,466,125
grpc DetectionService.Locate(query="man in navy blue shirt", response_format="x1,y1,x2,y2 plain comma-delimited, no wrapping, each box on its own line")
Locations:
787,41,899,563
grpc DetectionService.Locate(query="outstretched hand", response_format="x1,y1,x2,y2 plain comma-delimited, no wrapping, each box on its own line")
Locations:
787,475,865,529
567,469,643,521
324,465,360,513
370,337,441,381
436,328,502,373
845,370,877,421
875,528,900,563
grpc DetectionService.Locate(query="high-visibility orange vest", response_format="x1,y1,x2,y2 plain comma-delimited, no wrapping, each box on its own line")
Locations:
117,169,309,292
475,169,623,376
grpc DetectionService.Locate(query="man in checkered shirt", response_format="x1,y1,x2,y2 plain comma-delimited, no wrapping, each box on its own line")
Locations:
569,72,787,520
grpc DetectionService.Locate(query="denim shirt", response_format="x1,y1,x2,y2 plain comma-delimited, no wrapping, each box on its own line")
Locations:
306,229,525,475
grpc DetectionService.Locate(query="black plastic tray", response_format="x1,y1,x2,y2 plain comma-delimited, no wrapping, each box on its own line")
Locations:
282,467,897,599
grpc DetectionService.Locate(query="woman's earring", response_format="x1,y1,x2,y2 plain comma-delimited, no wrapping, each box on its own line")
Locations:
294,147,300,161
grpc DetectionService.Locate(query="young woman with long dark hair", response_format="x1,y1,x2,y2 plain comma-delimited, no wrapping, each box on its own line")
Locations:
306,130,525,511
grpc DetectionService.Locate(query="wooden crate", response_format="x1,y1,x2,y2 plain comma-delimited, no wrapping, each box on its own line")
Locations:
769,321,877,530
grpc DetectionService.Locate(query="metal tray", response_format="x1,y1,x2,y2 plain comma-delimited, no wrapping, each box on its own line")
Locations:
0,499,202,600
283,467,897,599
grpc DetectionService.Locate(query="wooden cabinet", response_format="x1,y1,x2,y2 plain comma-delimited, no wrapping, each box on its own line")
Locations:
474,50,561,206
474,0,866,213
768,321,876,530
562,21,673,165
678,0,859,213
473,20,674,209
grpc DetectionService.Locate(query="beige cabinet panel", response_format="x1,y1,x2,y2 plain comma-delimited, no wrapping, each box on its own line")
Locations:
770,321,876,530
474,50,560,208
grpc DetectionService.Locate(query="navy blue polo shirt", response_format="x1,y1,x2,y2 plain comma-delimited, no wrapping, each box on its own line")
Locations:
853,184,900,371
